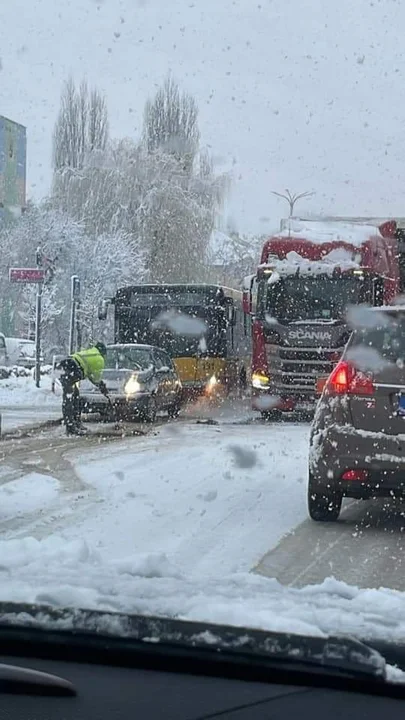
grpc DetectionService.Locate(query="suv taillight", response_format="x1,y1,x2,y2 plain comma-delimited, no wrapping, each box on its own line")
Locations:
325,360,375,396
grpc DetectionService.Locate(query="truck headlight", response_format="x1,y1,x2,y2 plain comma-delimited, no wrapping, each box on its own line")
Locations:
252,372,270,389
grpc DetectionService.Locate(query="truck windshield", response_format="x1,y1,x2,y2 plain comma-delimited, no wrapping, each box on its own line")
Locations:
264,274,368,322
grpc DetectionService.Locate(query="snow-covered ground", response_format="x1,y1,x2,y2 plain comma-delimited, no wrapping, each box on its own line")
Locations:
2,378,405,650
0,375,61,432
1,419,405,648
4,540,405,645
64,423,309,575
0,374,60,409
0,423,309,573
1,408,61,433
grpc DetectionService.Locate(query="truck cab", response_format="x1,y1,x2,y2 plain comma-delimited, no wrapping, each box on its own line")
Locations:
243,217,403,417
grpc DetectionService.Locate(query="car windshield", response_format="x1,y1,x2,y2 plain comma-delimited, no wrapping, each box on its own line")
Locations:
264,274,368,322
2,0,405,679
105,347,152,370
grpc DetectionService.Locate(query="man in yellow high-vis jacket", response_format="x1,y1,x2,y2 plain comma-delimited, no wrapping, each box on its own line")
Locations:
59,342,108,435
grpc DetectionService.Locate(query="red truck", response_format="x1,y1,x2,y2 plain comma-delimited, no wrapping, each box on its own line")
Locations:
243,217,405,418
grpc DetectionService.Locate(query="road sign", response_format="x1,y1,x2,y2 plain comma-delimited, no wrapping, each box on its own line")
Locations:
9,268,45,284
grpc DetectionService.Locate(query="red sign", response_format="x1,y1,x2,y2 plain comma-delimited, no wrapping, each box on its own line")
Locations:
9,268,45,284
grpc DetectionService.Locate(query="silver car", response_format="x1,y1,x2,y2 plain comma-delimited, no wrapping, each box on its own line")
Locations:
80,343,183,423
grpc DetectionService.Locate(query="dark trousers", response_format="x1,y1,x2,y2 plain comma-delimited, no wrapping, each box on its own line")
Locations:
60,358,84,434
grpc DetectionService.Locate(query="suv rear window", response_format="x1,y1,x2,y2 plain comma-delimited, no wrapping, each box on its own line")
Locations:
350,315,405,362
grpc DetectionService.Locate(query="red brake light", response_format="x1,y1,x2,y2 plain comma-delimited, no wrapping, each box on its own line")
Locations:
325,360,375,396
341,469,369,481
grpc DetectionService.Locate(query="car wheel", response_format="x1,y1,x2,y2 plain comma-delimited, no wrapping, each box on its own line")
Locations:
143,397,157,423
168,402,181,419
307,473,342,522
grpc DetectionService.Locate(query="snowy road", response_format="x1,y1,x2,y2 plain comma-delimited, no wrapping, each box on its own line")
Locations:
0,420,309,574
256,496,405,590
1,410,405,594
2,415,405,645
1,407,61,433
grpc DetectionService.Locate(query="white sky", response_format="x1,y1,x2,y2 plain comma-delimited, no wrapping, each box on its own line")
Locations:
1,0,405,233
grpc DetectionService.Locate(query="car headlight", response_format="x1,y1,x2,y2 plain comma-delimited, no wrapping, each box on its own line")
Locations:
252,372,270,389
205,374,218,394
124,377,142,395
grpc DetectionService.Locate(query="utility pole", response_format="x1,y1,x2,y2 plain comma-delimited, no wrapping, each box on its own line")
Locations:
35,247,43,388
76,299,82,350
69,275,81,354
9,261,45,388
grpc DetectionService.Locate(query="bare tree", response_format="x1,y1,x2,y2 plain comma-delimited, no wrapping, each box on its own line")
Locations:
143,75,200,173
271,189,315,217
51,76,227,285
52,77,109,171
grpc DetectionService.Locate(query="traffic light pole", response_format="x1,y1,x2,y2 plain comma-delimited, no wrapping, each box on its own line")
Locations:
35,247,43,388
8,256,46,388
69,275,81,354
69,296,76,355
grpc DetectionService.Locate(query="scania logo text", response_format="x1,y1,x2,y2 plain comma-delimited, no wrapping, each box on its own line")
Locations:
288,329,331,341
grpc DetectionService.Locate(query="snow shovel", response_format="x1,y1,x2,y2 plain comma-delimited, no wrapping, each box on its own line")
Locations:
105,394,121,430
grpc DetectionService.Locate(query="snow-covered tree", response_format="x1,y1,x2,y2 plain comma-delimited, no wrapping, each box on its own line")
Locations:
143,75,199,174
51,75,228,284
208,230,266,286
141,78,228,282
51,139,144,240
52,77,109,171
0,204,144,356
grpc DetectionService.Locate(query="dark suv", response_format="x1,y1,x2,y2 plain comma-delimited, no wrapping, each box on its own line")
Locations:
308,306,405,521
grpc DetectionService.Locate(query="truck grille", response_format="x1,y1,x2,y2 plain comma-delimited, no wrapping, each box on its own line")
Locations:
266,343,344,396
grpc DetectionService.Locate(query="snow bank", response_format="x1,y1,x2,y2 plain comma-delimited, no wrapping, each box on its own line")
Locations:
0,374,60,408
2,534,405,644
0,365,53,379
278,218,381,247
0,474,60,521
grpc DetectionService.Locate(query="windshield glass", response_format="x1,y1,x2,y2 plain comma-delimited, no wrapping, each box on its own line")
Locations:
117,305,225,357
350,316,405,362
263,274,368,322
2,0,405,671
105,347,152,370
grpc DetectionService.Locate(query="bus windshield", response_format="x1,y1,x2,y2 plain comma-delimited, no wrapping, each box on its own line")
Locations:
116,305,226,357
262,274,369,323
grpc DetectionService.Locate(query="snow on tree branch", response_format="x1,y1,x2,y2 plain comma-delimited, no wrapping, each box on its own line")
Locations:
51,76,228,284
0,205,144,355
